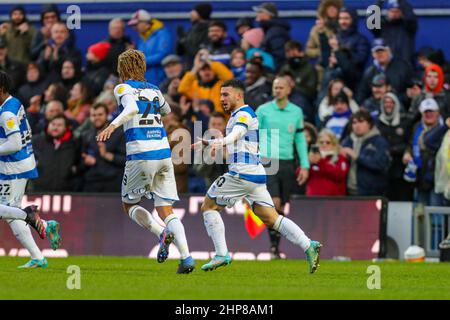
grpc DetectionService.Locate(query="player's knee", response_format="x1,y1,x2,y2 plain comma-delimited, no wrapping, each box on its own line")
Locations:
201,198,216,213
122,202,137,215
155,206,172,220
200,201,210,213
254,205,278,228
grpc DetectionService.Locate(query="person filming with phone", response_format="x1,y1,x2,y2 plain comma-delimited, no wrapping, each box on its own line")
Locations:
306,128,349,196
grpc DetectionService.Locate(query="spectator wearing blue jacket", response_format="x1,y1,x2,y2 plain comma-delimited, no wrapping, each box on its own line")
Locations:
325,7,370,91
128,10,172,85
372,0,417,66
253,2,291,71
341,109,391,196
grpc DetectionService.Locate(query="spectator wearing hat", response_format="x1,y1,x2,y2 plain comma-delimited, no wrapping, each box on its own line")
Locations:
104,18,133,76
376,92,413,200
244,59,273,110
160,54,185,105
201,21,236,67
408,64,450,122
325,7,370,92
128,9,173,85
306,0,342,83
253,2,291,71
357,38,413,106
372,0,417,65
323,90,353,140
341,109,391,196
361,74,392,118
241,28,275,72
178,49,233,114
235,18,254,43
176,3,212,70
403,98,447,206
17,62,50,109
83,42,112,96
37,22,82,83
0,5,36,64
280,40,317,103
0,37,26,94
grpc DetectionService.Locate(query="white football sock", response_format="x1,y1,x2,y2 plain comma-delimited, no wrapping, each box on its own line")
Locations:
128,205,163,237
273,215,311,251
0,204,26,220
203,210,228,256
8,220,44,260
164,213,190,260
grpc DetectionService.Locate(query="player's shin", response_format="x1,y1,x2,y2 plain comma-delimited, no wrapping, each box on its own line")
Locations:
8,220,44,260
164,214,191,259
0,204,27,220
128,205,164,237
203,210,228,256
272,215,311,251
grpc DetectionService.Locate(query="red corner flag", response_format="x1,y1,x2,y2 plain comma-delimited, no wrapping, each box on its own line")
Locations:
244,203,266,239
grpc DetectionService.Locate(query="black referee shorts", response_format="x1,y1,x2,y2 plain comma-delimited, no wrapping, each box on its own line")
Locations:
263,159,296,205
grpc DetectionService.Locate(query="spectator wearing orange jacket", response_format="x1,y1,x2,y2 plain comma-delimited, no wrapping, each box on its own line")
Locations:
178,49,233,114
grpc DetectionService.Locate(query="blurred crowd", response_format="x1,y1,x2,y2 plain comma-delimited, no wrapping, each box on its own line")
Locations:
2,1,450,209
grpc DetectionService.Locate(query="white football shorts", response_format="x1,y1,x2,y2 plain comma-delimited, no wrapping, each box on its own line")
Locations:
121,158,179,206
206,173,274,208
0,178,27,207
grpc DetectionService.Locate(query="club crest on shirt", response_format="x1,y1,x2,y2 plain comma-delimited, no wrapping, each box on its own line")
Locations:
6,117,15,130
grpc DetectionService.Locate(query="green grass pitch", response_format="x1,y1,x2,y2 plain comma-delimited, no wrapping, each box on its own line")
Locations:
1,256,449,300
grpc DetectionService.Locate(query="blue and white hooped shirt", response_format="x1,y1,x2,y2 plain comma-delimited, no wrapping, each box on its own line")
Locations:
226,105,266,184
114,80,171,161
0,96,38,180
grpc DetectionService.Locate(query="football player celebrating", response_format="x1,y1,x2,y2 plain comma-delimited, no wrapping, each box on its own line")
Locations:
193,79,322,273
0,71,61,268
97,49,195,274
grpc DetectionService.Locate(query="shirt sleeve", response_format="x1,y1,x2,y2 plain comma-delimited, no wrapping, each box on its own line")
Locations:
0,111,20,137
234,111,252,129
113,83,134,106
222,125,247,146
0,111,21,155
294,114,310,169
111,85,139,128
155,88,171,116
